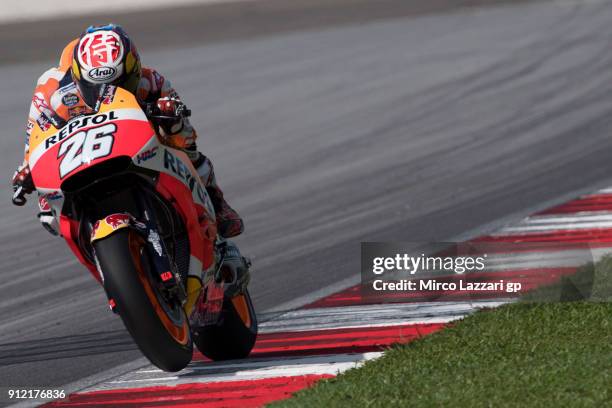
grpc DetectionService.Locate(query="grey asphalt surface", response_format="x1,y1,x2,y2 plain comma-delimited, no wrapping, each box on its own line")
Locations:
2,0,612,397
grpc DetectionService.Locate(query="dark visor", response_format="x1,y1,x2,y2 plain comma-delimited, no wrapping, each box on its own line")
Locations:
76,80,105,109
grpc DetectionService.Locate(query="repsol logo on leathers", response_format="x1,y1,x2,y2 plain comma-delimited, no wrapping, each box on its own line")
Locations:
163,150,207,204
45,111,118,149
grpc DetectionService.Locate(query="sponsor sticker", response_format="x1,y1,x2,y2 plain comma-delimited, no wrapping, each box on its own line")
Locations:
68,106,89,117
163,149,211,212
36,115,52,131
44,111,118,149
106,213,131,228
32,93,51,113
88,66,117,81
101,85,116,105
25,121,34,145
91,214,131,241
136,146,158,164
61,93,79,107
38,196,51,212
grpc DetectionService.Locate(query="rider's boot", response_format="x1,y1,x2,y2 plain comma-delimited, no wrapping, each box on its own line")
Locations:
217,239,251,297
188,240,251,327
193,153,244,238
188,154,249,327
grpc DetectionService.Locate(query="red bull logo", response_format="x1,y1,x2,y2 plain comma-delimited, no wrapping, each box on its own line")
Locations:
106,214,131,228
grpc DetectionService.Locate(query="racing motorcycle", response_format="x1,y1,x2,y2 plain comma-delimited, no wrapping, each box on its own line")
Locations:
23,86,257,372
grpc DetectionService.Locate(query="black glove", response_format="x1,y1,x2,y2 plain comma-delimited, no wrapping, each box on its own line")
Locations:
155,96,187,135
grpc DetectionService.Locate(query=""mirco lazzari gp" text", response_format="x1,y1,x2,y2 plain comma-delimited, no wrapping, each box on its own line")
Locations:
370,254,522,293
372,279,522,293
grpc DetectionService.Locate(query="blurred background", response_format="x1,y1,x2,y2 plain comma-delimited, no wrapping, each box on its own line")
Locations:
2,0,612,390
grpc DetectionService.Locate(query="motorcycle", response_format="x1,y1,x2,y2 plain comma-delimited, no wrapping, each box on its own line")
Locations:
23,85,257,372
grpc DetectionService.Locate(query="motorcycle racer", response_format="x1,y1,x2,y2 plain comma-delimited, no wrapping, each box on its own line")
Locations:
11,24,244,240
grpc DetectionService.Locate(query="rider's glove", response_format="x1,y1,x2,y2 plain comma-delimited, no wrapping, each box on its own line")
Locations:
37,196,59,236
11,164,34,206
155,96,186,135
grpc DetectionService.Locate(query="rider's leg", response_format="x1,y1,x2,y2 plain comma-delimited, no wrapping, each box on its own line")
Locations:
186,153,249,327
192,153,244,238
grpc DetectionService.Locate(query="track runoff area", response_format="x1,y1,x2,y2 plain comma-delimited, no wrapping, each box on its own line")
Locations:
15,185,607,407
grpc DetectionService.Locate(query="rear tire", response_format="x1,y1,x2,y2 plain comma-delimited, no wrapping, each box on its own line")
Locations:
194,291,258,361
94,229,193,372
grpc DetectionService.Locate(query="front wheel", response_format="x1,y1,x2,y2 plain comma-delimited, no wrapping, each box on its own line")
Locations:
94,229,193,372
194,290,258,360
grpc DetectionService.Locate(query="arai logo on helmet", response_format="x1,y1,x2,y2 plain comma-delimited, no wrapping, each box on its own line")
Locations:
88,66,117,81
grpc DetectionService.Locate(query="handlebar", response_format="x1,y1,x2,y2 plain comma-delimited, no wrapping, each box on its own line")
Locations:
144,103,191,120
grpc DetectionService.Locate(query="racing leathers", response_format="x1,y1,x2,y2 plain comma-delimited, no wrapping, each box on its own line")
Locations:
13,39,244,239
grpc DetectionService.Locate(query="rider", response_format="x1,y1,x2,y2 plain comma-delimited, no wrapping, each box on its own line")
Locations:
11,24,244,240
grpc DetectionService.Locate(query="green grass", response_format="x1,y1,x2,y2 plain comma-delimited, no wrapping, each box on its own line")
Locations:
522,255,612,303
271,257,612,408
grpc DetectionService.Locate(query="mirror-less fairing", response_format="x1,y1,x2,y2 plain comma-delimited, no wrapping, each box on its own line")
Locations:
28,86,257,371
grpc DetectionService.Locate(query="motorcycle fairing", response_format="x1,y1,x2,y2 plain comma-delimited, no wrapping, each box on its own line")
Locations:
27,88,217,298
28,95,153,189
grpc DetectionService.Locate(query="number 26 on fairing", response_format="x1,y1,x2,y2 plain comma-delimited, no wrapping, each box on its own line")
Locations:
58,123,116,178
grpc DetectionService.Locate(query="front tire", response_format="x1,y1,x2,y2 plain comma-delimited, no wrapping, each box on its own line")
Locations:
194,291,258,361
94,229,193,372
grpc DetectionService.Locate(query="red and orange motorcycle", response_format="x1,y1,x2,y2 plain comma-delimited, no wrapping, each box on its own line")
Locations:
24,86,257,371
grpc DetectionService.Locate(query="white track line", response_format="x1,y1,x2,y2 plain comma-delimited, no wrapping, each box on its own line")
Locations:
521,213,612,224
260,300,509,333
482,249,596,271
496,212,612,234
89,352,383,390
19,186,612,407
81,301,509,392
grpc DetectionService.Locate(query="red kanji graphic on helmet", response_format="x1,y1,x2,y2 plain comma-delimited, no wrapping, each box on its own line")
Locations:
78,32,123,68
106,214,131,228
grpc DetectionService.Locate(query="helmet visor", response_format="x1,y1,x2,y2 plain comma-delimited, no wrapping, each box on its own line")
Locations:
76,80,104,109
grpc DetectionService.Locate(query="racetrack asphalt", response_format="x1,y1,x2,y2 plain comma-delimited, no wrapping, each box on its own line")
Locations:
2,0,612,398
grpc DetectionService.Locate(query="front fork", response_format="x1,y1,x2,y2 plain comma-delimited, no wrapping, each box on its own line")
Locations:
89,212,250,325
91,212,187,313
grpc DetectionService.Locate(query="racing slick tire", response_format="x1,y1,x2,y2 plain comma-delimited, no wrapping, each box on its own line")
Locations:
94,229,193,372
194,290,258,361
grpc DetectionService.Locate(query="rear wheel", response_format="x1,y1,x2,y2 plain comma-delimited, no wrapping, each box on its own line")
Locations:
94,229,193,372
194,290,258,360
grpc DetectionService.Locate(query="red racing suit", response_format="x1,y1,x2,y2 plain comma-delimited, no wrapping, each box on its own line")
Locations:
23,39,198,168
17,39,243,240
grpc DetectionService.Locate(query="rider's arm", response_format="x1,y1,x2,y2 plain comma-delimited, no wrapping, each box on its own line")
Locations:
21,40,76,166
12,39,76,208
139,69,199,161
12,68,63,204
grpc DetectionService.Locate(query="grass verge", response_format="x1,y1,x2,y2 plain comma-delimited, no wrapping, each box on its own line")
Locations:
271,257,612,407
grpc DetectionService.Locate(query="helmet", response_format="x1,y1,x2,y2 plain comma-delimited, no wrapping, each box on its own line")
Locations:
71,24,141,107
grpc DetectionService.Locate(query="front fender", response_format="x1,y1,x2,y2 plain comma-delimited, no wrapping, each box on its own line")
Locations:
91,213,132,243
